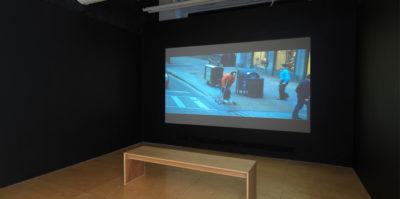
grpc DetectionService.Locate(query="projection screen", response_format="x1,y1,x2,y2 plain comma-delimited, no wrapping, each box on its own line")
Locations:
165,37,311,133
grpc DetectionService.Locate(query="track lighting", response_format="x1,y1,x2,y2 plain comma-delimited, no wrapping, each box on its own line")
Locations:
76,0,107,5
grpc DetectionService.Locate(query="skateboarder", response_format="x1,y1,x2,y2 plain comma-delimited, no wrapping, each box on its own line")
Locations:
221,71,237,104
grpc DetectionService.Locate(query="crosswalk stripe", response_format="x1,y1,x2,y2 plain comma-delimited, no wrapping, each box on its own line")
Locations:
190,97,209,110
171,96,185,108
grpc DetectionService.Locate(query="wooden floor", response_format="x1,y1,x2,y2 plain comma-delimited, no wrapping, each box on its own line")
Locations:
0,144,371,199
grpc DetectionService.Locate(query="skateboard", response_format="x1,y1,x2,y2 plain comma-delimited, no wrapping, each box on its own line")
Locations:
214,97,237,105
215,86,237,105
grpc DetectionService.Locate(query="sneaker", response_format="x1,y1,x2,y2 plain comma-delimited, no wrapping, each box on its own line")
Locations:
224,99,229,103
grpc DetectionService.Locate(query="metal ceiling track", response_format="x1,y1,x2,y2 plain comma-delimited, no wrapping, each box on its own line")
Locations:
143,0,277,13
76,0,107,5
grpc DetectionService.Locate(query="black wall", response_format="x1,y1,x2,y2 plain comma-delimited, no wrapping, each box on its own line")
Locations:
355,0,399,198
141,1,357,166
0,1,139,187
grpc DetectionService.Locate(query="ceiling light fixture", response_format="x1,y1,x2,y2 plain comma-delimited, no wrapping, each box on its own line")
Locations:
76,0,107,5
144,0,237,13
143,0,279,14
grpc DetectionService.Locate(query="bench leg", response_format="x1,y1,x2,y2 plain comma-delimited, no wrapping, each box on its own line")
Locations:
246,165,256,199
124,154,145,185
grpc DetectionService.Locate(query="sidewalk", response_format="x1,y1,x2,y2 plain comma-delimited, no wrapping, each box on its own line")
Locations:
166,57,306,117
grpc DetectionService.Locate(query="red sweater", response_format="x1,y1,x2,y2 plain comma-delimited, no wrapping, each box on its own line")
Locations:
221,74,235,88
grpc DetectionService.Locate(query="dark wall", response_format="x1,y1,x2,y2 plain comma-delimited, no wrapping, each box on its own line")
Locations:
141,1,357,166
0,1,139,187
355,0,399,198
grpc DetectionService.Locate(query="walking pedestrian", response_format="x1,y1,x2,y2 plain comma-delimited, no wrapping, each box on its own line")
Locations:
278,64,291,100
292,74,311,120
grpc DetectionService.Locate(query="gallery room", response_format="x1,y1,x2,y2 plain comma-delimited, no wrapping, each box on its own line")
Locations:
0,0,398,199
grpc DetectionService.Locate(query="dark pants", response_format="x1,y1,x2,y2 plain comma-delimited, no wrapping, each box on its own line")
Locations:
292,96,310,119
279,81,289,99
222,87,231,100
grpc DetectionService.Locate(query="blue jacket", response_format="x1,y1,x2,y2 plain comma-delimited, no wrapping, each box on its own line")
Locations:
280,68,291,84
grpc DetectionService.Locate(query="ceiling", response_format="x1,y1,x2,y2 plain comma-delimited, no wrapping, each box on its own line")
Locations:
42,0,158,32
41,0,309,32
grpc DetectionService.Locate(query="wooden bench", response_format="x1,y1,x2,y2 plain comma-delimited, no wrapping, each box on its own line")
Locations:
124,145,256,199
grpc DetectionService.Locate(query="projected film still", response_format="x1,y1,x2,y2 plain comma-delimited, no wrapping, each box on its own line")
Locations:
165,38,311,133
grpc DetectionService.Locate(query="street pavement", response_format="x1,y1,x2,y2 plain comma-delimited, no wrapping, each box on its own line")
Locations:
166,56,308,119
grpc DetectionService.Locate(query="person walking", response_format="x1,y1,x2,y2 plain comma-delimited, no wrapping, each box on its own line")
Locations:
278,64,291,100
221,71,237,103
292,74,311,120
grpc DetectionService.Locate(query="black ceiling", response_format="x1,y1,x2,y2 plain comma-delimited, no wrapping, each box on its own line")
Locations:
42,0,158,32
40,0,321,33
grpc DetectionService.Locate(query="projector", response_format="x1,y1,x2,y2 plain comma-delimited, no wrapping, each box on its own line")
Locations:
76,0,107,5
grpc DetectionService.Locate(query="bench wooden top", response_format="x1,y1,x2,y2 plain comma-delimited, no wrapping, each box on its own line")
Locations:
124,146,256,174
